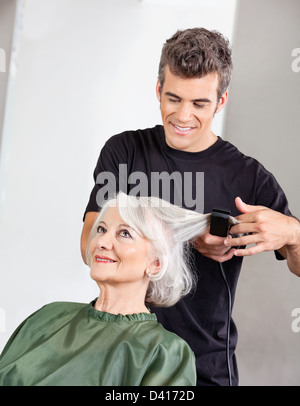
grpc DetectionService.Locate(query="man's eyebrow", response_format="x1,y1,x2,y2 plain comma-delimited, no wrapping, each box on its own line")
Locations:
164,91,212,103
165,91,181,100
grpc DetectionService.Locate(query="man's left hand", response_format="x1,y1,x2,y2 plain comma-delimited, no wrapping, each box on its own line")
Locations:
225,197,300,276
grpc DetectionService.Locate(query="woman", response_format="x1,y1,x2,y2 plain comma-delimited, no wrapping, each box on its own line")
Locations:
0,193,238,386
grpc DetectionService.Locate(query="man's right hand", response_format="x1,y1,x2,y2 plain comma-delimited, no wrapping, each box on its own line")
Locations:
192,228,236,263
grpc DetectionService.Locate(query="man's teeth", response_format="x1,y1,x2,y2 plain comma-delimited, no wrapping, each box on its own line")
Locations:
175,125,192,131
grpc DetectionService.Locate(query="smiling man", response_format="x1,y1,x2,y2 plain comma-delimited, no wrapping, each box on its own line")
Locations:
156,66,227,152
81,28,300,386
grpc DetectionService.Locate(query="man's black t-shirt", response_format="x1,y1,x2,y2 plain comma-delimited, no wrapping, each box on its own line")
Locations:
84,125,290,386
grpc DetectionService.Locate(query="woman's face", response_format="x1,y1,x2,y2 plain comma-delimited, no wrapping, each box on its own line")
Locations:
89,206,154,285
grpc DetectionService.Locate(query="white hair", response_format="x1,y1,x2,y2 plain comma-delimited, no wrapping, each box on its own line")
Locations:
86,192,238,307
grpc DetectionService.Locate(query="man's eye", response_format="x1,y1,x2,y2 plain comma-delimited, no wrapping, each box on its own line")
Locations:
194,103,205,108
169,98,180,103
96,225,106,233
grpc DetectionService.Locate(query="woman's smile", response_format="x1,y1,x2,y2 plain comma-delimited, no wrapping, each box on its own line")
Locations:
95,255,117,263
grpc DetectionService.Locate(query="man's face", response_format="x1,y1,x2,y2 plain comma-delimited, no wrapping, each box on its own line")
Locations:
156,66,228,152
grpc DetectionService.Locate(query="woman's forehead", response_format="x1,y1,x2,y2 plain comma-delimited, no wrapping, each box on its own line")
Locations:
100,206,143,237
101,206,122,223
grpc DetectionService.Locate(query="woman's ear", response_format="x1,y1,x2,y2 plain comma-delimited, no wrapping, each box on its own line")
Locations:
146,258,161,277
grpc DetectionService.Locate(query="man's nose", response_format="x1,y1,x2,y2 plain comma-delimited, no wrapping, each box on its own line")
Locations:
176,103,193,122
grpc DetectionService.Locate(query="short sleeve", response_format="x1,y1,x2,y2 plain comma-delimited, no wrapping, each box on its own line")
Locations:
255,168,293,261
83,139,127,220
255,170,291,216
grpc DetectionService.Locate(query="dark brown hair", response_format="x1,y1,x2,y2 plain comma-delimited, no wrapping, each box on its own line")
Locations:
158,28,233,100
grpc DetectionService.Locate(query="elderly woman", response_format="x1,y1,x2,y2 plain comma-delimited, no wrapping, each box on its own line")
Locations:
0,193,237,386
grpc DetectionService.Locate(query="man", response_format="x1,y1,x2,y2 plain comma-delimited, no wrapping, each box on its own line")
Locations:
81,28,300,385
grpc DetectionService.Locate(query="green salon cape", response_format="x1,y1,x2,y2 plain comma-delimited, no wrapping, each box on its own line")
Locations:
0,300,196,386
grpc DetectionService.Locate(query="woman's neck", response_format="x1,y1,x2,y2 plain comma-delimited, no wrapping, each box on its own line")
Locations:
94,283,149,315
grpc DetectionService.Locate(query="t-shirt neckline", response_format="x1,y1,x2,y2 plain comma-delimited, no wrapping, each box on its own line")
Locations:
157,125,224,161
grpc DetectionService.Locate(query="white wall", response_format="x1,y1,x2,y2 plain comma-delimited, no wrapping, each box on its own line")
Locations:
0,0,237,353
0,0,17,149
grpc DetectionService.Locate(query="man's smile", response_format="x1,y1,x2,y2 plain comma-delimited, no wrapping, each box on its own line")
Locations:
171,122,196,136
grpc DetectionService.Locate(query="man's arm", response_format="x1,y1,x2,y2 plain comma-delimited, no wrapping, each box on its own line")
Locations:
80,212,99,264
277,243,300,277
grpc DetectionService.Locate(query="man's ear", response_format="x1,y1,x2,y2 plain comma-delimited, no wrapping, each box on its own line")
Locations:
156,79,162,102
215,89,229,113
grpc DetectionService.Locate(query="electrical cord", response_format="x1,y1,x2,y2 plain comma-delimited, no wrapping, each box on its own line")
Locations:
219,262,233,387
209,208,238,386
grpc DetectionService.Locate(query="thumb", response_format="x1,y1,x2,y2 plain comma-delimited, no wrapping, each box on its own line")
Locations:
235,197,261,214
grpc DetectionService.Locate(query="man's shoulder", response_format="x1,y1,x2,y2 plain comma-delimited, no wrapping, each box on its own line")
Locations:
106,125,163,146
218,137,250,158
218,138,265,170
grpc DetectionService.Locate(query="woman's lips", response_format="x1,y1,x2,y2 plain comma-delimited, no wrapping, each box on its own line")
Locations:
95,255,117,263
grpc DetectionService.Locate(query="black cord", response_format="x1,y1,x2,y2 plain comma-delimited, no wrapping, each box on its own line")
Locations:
219,262,232,386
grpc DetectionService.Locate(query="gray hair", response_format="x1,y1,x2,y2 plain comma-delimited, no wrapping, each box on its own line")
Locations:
86,193,238,307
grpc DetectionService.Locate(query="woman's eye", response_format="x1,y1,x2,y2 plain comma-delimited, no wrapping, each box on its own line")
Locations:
96,225,105,233
120,229,132,238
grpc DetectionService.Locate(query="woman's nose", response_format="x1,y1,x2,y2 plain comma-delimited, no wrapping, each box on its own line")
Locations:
96,233,113,250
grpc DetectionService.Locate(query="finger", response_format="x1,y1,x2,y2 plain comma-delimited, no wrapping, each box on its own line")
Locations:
225,233,261,248
209,249,236,263
192,239,234,257
193,231,227,247
235,213,258,223
235,210,270,224
235,197,266,214
194,246,231,257
229,222,258,235
233,244,265,257
204,234,227,246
